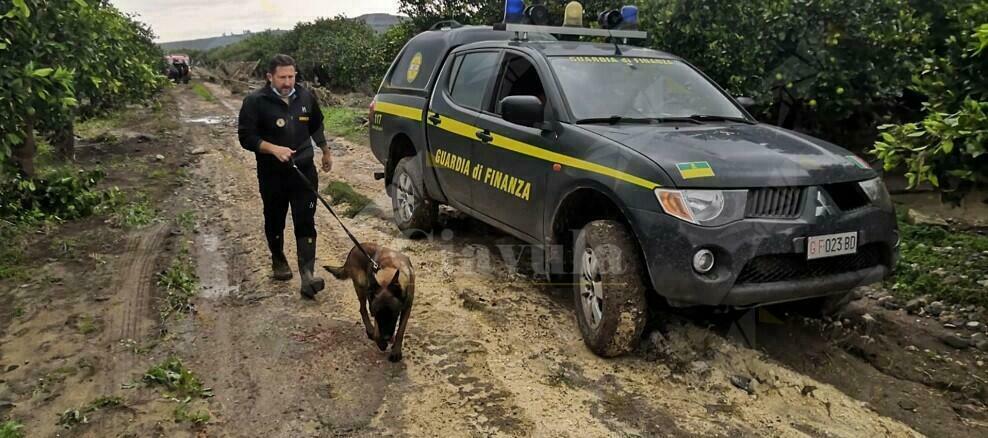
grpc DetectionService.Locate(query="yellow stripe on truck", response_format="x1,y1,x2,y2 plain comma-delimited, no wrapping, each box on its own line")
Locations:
488,133,660,190
432,112,479,140
375,101,423,121
376,101,660,190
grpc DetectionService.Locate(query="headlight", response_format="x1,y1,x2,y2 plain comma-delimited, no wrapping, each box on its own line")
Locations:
655,188,747,226
858,177,893,211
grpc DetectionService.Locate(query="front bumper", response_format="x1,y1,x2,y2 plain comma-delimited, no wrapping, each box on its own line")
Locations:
628,203,899,308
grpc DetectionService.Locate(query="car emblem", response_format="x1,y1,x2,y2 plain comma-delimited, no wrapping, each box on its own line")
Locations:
815,190,836,217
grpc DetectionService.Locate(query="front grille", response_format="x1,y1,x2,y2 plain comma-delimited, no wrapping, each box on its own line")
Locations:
735,244,883,284
745,187,804,219
822,182,870,211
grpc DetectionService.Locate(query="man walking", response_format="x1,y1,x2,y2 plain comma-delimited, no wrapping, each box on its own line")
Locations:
238,54,333,300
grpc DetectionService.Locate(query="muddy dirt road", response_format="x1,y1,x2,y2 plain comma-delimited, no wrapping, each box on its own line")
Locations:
2,83,986,437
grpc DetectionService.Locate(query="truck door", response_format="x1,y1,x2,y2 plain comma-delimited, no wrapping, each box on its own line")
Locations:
470,51,553,239
426,50,501,209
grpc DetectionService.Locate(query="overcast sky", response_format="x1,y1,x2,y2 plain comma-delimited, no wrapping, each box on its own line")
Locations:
111,0,401,42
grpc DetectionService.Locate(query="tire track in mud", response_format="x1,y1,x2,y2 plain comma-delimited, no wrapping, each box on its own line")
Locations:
183,82,923,437
102,224,167,390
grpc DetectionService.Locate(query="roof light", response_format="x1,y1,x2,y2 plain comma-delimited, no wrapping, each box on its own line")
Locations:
524,2,550,26
620,6,638,29
598,9,623,30
503,0,525,24
563,1,584,27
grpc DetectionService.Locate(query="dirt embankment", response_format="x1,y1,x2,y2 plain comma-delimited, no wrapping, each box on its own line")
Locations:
1,81,986,437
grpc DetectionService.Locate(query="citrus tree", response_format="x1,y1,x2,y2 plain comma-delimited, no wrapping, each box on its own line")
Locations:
1,0,164,175
872,3,988,195
638,0,927,149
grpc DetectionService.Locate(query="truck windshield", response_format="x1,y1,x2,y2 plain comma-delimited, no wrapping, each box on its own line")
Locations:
549,56,747,122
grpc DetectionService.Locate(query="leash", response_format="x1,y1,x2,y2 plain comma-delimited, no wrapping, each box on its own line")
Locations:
288,144,380,273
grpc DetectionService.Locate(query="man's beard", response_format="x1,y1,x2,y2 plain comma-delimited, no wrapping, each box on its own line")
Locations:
275,86,292,97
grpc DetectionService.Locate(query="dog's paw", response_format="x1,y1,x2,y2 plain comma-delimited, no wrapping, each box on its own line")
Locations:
388,350,403,362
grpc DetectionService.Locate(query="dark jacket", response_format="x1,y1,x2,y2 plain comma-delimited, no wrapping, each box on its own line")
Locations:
238,84,327,168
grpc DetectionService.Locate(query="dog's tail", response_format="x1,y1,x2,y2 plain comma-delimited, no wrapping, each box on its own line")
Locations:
323,265,349,280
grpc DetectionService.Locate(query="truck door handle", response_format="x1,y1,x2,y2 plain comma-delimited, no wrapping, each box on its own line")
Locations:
428,114,441,125
475,130,493,143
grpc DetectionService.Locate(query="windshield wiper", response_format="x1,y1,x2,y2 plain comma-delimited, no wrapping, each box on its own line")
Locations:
575,116,703,125
687,114,756,124
575,116,656,125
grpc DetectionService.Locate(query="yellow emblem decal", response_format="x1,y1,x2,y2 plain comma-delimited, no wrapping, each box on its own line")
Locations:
276,118,286,128
406,52,423,83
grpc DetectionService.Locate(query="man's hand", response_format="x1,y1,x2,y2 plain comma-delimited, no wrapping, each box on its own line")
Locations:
321,151,333,173
271,146,295,163
259,141,295,163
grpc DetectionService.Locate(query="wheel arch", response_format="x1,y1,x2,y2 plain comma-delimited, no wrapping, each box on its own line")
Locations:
548,182,652,285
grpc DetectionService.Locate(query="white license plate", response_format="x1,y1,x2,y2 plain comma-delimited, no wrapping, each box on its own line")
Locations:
807,231,858,260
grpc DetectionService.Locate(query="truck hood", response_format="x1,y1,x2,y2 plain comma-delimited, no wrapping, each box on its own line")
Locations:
578,123,875,188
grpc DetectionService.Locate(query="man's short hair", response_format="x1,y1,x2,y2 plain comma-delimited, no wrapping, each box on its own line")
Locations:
268,54,297,74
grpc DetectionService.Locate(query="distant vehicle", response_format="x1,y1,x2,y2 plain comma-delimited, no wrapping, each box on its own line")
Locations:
370,3,900,358
165,54,191,84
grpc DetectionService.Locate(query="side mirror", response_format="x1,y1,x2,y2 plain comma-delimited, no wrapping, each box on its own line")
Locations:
736,96,756,108
501,96,544,128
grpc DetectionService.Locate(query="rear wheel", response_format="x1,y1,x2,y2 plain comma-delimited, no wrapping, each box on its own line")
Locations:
391,156,439,238
573,220,648,357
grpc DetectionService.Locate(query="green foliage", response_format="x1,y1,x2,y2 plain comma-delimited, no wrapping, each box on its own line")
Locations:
321,180,372,218
114,194,157,228
0,168,118,223
323,107,366,142
280,16,385,91
205,17,412,92
191,83,215,102
143,357,212,398
57,395,125,429
157,248,198,318
75,315,102,335
397,0,503,31
176,210,196,232
639,0,926,141
201,30,286,69
0,0,165,171
0,421,24,438
173,402,210,425
888,211,988,307
872,4,988,193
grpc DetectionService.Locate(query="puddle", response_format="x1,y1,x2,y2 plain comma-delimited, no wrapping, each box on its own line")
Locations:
184,116,235,125
196,232,238,299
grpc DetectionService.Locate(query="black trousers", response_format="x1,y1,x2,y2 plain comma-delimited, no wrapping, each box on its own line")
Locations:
257,161,318,256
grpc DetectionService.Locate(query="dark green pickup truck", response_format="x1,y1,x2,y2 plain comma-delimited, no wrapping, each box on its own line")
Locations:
368,21,899,357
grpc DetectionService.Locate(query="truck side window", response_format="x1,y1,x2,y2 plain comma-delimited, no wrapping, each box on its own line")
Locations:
492,54,546,115
449,52,499,111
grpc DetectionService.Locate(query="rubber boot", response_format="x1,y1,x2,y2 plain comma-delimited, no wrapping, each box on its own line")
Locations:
267,234,293,281
298,236,324,300
271,252,292,281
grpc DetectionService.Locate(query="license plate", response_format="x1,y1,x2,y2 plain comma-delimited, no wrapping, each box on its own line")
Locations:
807,231,858,260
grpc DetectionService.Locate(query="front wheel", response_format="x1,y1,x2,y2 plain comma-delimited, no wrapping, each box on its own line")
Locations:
573,220,648,357
391,156,439,238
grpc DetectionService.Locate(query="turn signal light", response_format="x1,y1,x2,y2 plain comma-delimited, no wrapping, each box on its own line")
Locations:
656,189,696,223
563,1,584,27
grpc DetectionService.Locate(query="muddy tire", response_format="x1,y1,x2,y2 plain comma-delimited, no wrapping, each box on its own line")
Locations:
391,156,438,238
573,220,648,357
